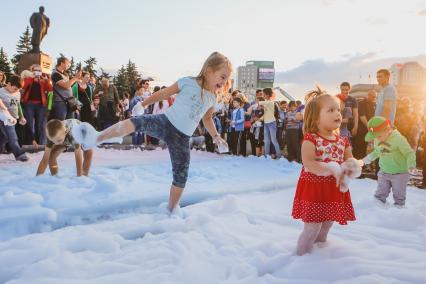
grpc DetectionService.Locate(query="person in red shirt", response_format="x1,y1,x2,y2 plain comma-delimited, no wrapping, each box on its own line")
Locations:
21,64,52,145
336,82,358,140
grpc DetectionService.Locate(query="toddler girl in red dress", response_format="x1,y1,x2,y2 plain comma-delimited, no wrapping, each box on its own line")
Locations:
292,90,363,256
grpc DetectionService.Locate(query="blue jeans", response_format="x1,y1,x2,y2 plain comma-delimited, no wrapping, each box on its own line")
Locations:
131,114,190,188
264,121,281,158
132,131,144,145
24,102,47,144
0,122,26,159
52,100,73,121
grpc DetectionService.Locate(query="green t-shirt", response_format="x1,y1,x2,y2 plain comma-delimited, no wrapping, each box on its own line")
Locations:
367,129,415,174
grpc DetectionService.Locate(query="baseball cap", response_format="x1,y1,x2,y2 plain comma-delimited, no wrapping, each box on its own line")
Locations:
365,116,391,142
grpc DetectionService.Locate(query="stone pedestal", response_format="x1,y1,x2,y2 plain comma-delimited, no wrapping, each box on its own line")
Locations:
18,52,53,75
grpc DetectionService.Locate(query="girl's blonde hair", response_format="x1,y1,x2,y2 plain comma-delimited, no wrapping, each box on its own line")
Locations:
196,52,233,100
303,87,338,134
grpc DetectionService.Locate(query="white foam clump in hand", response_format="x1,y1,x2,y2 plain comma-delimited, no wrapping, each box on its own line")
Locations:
340,158,364,192
217,141,229,154
0,110,17,126
72,122,123,150
341,158,363,179
316,161,343,178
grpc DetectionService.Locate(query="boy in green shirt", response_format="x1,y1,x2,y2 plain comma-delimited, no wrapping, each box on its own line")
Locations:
362,116,415,206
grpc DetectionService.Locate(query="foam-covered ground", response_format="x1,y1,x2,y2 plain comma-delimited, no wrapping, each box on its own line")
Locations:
1,149,425,284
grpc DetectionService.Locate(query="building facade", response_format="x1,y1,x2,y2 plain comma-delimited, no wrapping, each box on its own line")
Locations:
236,61,275,101
390,62,426,86
352,61,426,100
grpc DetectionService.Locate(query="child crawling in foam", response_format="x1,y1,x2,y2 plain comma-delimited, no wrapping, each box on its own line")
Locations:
36,119,94,177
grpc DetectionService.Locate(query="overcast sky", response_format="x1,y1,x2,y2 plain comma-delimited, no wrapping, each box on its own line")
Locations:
2,0,426,98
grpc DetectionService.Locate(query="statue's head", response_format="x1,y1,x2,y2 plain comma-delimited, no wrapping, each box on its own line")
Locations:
39,6,45,13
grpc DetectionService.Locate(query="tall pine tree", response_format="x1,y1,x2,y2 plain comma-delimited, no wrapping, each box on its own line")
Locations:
99,68,111,79
112,60,142,97
76,61,82,72
68,56,76,76
83,57,98,77
11,26,32,73
113,65,129,95
126,59,141,92
0,47,12,75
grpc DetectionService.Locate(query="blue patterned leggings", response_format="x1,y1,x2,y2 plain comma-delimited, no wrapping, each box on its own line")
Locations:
130,114,190,188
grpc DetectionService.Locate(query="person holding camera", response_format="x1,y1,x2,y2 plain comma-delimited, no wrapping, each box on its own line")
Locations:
21,64,52,145
51,56,82,121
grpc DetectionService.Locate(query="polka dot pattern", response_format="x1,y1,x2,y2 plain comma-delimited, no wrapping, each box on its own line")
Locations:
292,199,356,225
291,133,356,225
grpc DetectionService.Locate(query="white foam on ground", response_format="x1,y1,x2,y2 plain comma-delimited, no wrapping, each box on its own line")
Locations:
0,149,425,283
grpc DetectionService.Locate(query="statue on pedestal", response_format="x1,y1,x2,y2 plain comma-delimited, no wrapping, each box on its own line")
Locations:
29,6,50,53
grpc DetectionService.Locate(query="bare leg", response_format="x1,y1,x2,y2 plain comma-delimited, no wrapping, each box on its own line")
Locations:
168,185,184,211
296,222,322,256
48,145,66,175
315,221,333,243
83,149,93,176
97,119,135,143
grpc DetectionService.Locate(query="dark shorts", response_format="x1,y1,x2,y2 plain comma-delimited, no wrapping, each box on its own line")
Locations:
130,114,190,188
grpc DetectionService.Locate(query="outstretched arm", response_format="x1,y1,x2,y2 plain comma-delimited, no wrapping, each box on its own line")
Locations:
142,83,179,108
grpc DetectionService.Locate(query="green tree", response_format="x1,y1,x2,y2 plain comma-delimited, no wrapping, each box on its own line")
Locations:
112,60,141,97
68,56,76,76
99,68,111,79
125,59,141,92
11,26,32,73
76,61,82,72
113,65,129,95
83,57,98,77
0,47,12,75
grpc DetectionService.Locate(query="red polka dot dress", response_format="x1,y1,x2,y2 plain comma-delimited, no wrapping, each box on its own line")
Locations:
291,133,356,225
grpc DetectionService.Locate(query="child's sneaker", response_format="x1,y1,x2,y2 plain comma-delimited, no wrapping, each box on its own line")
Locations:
374,197,388,208
16,154,29,162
